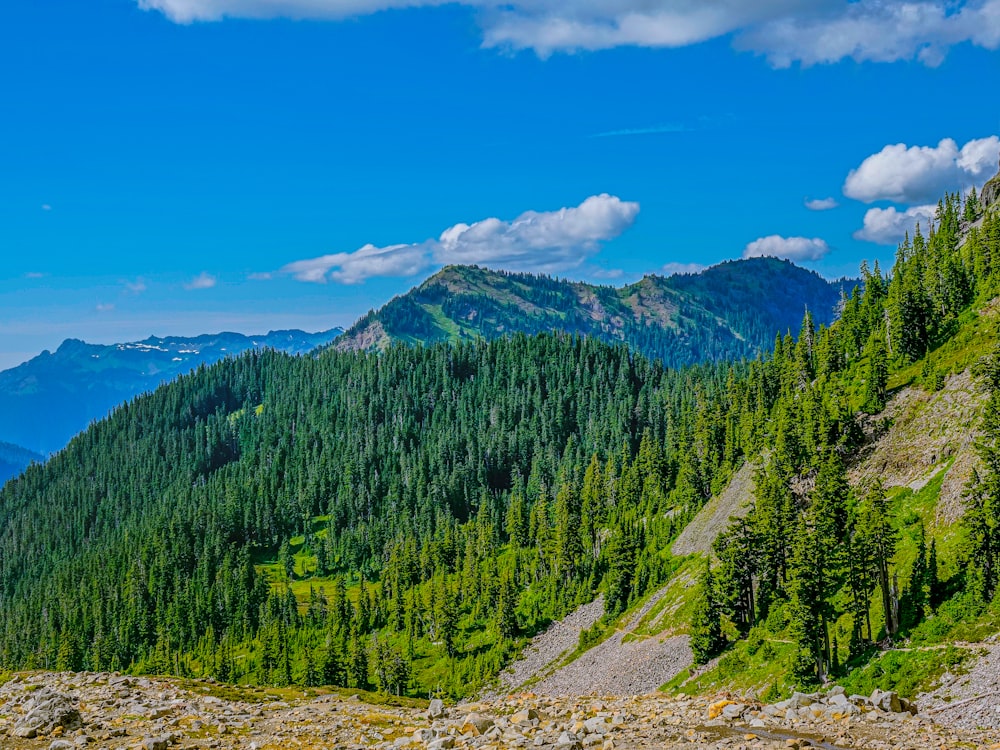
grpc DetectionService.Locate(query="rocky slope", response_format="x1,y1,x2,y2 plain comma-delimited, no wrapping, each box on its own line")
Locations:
2,671,998,750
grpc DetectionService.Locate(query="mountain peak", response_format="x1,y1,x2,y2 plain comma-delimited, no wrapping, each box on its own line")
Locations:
336,259,846,366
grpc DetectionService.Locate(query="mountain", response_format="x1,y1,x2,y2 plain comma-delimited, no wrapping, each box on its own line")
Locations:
335,257,852,368
0,185,997,708
0,441,44,486
0,328,342,455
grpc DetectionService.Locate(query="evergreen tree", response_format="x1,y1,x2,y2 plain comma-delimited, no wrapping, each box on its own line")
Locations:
690,561,725,664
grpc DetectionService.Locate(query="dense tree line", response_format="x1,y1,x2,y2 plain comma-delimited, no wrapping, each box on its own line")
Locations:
0,331,766,694
694,190,1000,682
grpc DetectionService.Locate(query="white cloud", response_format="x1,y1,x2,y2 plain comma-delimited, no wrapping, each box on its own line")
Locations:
96,303,116,313
805,197,838,211
434,194,639,273
661,262,707,276
137,0,1000,64
853,204,937,244
844,135,1000,204
41,204,52,211
24,272,45,279
184,272,217,290
737,0,1000,68
281,194,639,284
743,235,831,262
282,243,432,285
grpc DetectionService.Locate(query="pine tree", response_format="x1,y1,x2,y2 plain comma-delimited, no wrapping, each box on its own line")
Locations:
861,334,889,414
690,561,725,664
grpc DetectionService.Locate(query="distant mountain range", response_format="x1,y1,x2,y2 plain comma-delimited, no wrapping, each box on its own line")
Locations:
0,329,342,454
335,257,853,367
0,441,44,486
0,258,853,456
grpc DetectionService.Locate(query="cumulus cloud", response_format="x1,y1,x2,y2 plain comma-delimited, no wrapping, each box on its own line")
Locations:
736,0,1000,67
853,204,937,244
661,262,707,276
805,197,838,211
743,235,831,262
136,0,1000,64
434,194,639,273
280,194,639,284
844,135,1000,204
184,272,217,290
283,243,432,285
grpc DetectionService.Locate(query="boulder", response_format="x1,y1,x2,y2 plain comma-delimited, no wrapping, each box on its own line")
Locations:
721,703,746,720
557,730,582,749
870,689,902,713
427,698,446,720
12,692,83,739
460,713,495,735
789,692,817,709
583,716,609,734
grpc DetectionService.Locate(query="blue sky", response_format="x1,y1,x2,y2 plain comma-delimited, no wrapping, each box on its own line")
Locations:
2,0,999,369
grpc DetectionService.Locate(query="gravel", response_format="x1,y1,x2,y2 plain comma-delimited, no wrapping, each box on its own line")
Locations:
919,637,1000,730
672,461,756,556
530,584,692,697
483,596,606,700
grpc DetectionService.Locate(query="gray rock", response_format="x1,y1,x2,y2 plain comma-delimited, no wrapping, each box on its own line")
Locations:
141,737,170,750
583,717,608,734
462,713,495,734
827,685,846,697
429,738,455,750
47,742,76,750
789,691,817,709
721,703,746,720
871,689,902,713
827,693,850,707
428,698,446,720
12,692,83,739
557,730,582,749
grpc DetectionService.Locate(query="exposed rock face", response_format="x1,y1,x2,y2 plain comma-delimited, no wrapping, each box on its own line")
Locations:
982,174,1000,211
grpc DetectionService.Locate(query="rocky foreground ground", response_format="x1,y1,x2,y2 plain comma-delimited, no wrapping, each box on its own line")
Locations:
2,671,1000,750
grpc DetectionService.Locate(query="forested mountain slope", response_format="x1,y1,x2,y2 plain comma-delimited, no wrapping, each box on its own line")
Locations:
673,182,1000,701
335,258,848,369
0,328,342,455
0,180,997,707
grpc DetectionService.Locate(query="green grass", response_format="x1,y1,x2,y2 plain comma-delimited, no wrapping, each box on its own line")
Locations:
837,645,973,698
890,304,1000,391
